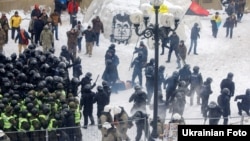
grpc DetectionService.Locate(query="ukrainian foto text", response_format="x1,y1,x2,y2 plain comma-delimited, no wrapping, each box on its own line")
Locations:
182,129,247,137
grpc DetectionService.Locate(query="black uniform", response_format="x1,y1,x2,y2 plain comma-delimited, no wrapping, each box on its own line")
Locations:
234,89,250,116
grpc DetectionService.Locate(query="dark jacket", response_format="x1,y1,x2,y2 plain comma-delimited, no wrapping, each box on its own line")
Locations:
220,78,235,96
92,17,104,33
217,93,231,116
83,29,96,42
190,24,200,40
15,30,31,44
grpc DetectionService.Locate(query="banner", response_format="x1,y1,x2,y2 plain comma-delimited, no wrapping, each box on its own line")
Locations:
185,1,209,16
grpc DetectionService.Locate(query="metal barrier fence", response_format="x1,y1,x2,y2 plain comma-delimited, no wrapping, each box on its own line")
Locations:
3,115,250,141
4,117,148,141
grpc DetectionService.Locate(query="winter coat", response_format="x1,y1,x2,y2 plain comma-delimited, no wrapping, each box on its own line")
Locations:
134,45,148,65
178,67,191,85
67,30,79,46
0,15,10,31
92,17,104,33
211,15,222,28
67,1,79,14
50,12,62,26
131,56,144,72
177,44,187,60
102,59,119,83
169,34,179,49
217,93,231,116
31,8,41,18
10,15,22,28
34,19,45,34
220,78,235,96
190,72,203,88
225,15,237,28
205,105,223,119
0,29,6,46
93,90,109,110
129,90,148,114
80,90,95,111
190,24,200,40
40,27,54,46
83,29,96,42
15,30,31,45
200,81,213,98
234,94,250,110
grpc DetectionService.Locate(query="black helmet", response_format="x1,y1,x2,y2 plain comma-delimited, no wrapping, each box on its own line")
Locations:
245,89,250,95
42,88,49,94
97,86,103,91
58,62,66,69
193,66,199,72
206,77,213,83
149,58,155,64
75,57,81,64
178,80,186,87
10,99,18,107
159,65,165,72
102,80,108,86
184,64,190,69
13,105,20,113
11,53,17,60
72,77,80,83
85,72,92,78
31,108,38,115
21,110,28,117
61,45,67,51
227,72,234,79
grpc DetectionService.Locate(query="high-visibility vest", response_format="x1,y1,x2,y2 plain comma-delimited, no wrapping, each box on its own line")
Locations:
2,113,13,129
48,118,56,131
29,118,39,131
18,117,29,131
75,105,81,124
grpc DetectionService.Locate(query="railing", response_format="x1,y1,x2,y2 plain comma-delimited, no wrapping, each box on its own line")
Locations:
3,115,250,141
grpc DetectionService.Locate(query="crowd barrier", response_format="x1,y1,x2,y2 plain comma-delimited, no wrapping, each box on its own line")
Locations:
3,115,250,141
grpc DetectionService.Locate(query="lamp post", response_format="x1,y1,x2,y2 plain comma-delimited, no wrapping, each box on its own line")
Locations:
130,0,163,140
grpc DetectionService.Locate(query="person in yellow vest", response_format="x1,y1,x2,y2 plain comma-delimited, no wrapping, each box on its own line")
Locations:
18,110,30,141
29,108,42,141
10,11,22,40
210,12,222,38
69,100,82,141
2,106,18,141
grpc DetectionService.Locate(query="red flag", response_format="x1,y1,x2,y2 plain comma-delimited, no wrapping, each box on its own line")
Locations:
185,1,209,16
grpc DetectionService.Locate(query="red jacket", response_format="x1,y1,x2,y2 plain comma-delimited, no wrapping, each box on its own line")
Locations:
67,1,79,14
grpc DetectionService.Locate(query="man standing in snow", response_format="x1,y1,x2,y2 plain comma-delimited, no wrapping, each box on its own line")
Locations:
92,16,104,46
0,25,6,53
10,11,22,40
0,13,10,43
188,23,200,55
40,25,54,52
68,0,79,28
82,26,96,57
67,28,79,61
210,12,221,38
